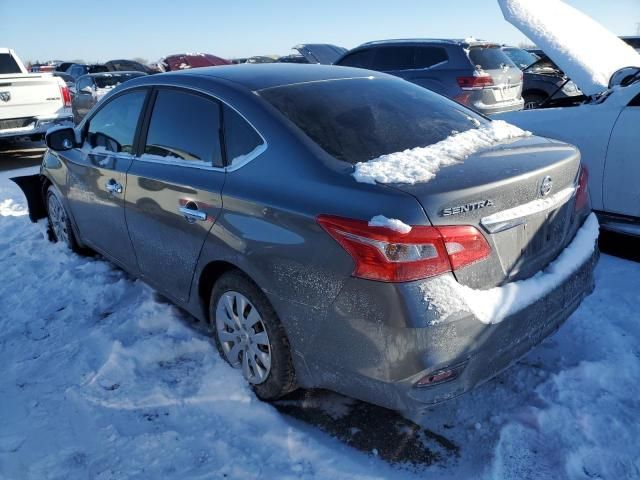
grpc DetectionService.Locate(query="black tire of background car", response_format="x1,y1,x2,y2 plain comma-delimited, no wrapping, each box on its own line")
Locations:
523,92,548,110
209,270,298,400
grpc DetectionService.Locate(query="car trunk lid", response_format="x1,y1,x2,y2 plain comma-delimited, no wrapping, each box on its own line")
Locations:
293,44,348,65
391,136,582,289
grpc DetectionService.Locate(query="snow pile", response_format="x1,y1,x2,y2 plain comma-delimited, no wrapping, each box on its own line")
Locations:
94,86,115,100
368,215,412,234
0,167,406,479
499,0,640,96
2,163,639,479
353,120,530,185
424,213,599,324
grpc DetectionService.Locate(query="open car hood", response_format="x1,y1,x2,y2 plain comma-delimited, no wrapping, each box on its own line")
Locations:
293,44,347,65
499,0,640,96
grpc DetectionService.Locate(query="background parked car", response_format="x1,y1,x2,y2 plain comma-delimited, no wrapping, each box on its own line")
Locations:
55,61,74,73
65,63,109,81
620,36,640,52
72,71,146,123
105,59,155,74
160,53,231,71
503,46,582,109
334,39,524,115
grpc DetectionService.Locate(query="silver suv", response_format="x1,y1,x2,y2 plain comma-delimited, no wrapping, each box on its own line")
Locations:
335,39,525,115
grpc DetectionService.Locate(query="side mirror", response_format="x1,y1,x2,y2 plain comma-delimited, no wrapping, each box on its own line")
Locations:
80,86,93,95
46,126,76,151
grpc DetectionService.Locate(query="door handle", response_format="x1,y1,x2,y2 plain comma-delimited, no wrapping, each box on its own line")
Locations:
105,179,123,194
179,205,207,222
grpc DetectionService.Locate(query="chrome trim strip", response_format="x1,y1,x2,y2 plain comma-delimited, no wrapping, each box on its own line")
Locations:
480,186,576,234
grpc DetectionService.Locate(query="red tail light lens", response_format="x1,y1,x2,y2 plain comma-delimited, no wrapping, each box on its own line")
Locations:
317,215,491,282
59,84,71,107
438,225,492,270
575,166,589,212
457,74,494,90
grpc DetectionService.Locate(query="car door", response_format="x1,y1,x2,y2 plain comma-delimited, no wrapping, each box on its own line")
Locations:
125,87,227,302
602,91,640,218
65,88,149,271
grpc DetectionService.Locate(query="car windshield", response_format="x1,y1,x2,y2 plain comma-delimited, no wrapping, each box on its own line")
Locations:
503,48,539,70
468,45,516,70
259,77,488,164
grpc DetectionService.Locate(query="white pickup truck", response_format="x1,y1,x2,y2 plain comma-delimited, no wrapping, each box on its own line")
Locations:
0,48,73,141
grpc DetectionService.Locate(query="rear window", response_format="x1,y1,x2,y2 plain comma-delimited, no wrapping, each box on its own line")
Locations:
95,74,140,89
468,46,516,70
260,77,487,164
502,48,538,69
0,53,22,74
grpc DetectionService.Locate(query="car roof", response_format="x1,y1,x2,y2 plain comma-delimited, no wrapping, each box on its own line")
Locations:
136,63,383,91
355,38,497,48
80,71,144,79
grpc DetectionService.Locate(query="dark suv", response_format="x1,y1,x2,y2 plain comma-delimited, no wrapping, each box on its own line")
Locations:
335,39,524,115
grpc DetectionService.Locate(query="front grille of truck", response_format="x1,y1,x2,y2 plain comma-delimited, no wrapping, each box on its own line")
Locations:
0,117,37,130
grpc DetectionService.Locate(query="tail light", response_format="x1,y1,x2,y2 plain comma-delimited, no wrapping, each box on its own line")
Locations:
59,84,71,107
574,166,589,212
457,73,494,90
316,215,491,282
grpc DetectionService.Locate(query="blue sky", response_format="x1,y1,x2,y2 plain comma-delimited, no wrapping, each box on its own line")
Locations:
2,0,639,63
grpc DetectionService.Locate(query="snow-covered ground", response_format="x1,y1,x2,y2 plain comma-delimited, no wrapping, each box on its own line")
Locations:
1,162,639,479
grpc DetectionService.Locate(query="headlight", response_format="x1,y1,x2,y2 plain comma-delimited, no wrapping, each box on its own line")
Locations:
561,80,580,94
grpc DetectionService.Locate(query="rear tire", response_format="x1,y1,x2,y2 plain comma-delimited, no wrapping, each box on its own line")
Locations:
209,270,297,400
46,186,81,252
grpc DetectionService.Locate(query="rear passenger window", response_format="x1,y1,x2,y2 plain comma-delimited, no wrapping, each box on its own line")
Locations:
372,46,414,71
223,106,264,165
144,89,223,167
337,49,375,69
414,47,448,69
87,90,146,153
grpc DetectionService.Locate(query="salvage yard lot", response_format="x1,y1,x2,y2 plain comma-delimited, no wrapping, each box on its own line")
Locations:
1,145,639,479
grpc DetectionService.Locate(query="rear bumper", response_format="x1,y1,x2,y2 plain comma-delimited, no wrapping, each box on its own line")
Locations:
300,217,599,411
0,111,73,139
472,96,525,115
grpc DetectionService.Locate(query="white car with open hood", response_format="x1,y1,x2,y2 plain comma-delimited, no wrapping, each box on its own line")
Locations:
497,0,640,237
0,48,73,141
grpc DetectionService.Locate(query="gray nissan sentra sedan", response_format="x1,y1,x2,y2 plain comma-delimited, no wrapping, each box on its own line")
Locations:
14,64,598,411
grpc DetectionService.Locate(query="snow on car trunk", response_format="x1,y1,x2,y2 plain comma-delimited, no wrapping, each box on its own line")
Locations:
499,0,640,96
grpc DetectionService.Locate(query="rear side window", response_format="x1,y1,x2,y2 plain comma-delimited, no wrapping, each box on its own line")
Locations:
144,89,223,167
371,46,414,71
223,106,264,165
414,47,448,69
468,46,516,70
0,54,22,74
337,49,375,69
260,77,487,164
87,90,147,153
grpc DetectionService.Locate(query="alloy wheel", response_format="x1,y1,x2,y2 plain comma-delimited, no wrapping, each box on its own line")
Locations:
215,291,272,384
48,194,70,245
